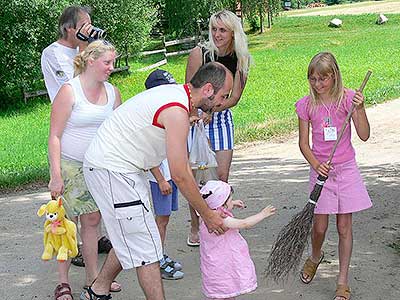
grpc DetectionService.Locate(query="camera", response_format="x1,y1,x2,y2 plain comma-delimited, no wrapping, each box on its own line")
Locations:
90,27,106,40
76,25,107,42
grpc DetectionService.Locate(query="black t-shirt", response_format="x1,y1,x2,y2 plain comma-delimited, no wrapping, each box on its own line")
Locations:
201,46,237,77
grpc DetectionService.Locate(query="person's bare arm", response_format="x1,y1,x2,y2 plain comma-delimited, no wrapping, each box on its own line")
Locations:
185,46,203,83
298,117,330,177
48,85,74,198
159,106,226,234
186,47,203,119
213,69,247,112
223,205,276,229
113,86,122,109
150,167,172,195
351,90,370,141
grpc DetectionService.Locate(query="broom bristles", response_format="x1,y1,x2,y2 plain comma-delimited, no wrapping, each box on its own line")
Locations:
265,202,315,283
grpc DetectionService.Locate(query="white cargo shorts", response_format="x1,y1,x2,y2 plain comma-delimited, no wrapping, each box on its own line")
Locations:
83,167,163,269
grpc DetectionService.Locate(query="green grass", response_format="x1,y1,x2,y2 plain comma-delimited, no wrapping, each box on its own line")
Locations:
284,0,400,16
1,13,400,190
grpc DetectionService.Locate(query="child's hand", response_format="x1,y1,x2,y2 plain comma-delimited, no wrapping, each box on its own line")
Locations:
201,112,212,125
261,205,276,218
158,180,172,195
232,200,246,209
189,115,200,125
316,161,331,177
352,90,365,110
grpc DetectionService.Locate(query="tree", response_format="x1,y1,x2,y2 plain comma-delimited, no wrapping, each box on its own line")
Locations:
160,0,235,38
0,0,72,109
0,0,158,108
241,0,280,32
81,0,158,63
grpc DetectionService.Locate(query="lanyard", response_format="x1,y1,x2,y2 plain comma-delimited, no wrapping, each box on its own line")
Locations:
321,101,334,127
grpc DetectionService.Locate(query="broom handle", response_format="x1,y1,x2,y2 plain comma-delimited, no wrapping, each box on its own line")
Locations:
327,70,372,163
309,70,372,205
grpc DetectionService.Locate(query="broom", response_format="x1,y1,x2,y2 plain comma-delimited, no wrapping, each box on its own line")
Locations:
265,70,372,283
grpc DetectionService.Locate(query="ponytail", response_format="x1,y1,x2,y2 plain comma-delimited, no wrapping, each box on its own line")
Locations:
73,40,116,76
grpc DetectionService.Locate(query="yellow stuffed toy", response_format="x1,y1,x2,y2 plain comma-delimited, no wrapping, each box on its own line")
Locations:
37,197,78,261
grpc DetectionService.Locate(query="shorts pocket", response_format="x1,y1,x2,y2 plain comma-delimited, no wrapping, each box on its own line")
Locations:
114,201,149,234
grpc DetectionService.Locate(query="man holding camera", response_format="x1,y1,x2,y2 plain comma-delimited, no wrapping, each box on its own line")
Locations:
41,4,114,268
41,6,95,103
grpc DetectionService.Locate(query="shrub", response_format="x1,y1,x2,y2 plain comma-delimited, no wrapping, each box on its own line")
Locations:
81,0,158,59
161,0,235,38
0,0,158,109
0,0,72,110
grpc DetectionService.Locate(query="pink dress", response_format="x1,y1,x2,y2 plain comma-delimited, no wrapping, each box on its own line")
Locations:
295,89,372,214
199,207,257,299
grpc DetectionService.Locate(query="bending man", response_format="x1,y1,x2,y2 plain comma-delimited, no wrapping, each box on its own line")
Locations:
82,62,233,300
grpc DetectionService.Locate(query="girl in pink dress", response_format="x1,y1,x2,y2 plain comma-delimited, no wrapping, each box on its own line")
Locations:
295,52,372,300
199,180,276,300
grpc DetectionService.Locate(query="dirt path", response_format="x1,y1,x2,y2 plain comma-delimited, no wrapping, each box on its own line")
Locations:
1,99,399,299
286,0,400,16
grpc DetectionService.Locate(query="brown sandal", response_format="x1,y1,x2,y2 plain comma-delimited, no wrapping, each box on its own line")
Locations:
334,284,351,300
300,251,324,284
54,283,73,300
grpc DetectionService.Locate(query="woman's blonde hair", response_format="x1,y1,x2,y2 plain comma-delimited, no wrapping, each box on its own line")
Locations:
203,10,250,75
307,52,344,112
74,40,115,76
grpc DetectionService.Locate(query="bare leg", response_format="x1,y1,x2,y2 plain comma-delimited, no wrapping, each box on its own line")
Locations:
90,249,122,295
188,205,200,244
188,169,200,245
80,211,101,285
136,262,165,300
336,214,353,287
56,261,72,300
215,150,233,183
155,215,170,250
97,220,103,240
301,214,328,283
311,214,328,261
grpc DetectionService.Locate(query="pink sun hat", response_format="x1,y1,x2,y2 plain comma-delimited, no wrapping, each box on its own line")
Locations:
200,180,232,209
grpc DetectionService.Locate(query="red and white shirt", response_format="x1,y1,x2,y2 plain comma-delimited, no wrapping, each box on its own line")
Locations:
84,84,191,173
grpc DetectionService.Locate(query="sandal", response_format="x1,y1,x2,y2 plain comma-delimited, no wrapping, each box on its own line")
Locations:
300,251,324,284
161,254,182,271
55,283,73,300
83,281,121,293
334,284,351,300
98,236,113,254
160,265,184,280
71,245,85,267
80,286,111,300
109,281,121,293
186,233,200,247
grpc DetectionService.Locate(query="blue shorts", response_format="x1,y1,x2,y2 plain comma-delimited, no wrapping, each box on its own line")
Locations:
150,180,178,216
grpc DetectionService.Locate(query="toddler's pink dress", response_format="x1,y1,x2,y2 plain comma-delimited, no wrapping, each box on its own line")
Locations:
199,207,257,299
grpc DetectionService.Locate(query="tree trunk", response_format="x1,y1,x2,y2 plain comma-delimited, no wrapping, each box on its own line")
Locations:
125,44,129,67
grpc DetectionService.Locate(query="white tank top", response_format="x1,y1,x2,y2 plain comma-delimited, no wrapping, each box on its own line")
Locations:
61,76,116,162
84,84,191,173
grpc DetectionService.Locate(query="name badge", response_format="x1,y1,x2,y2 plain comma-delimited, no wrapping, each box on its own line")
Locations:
324,127,337,141
324,126,337,141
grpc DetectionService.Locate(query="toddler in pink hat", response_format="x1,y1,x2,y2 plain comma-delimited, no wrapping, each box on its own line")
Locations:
199,180,276,300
